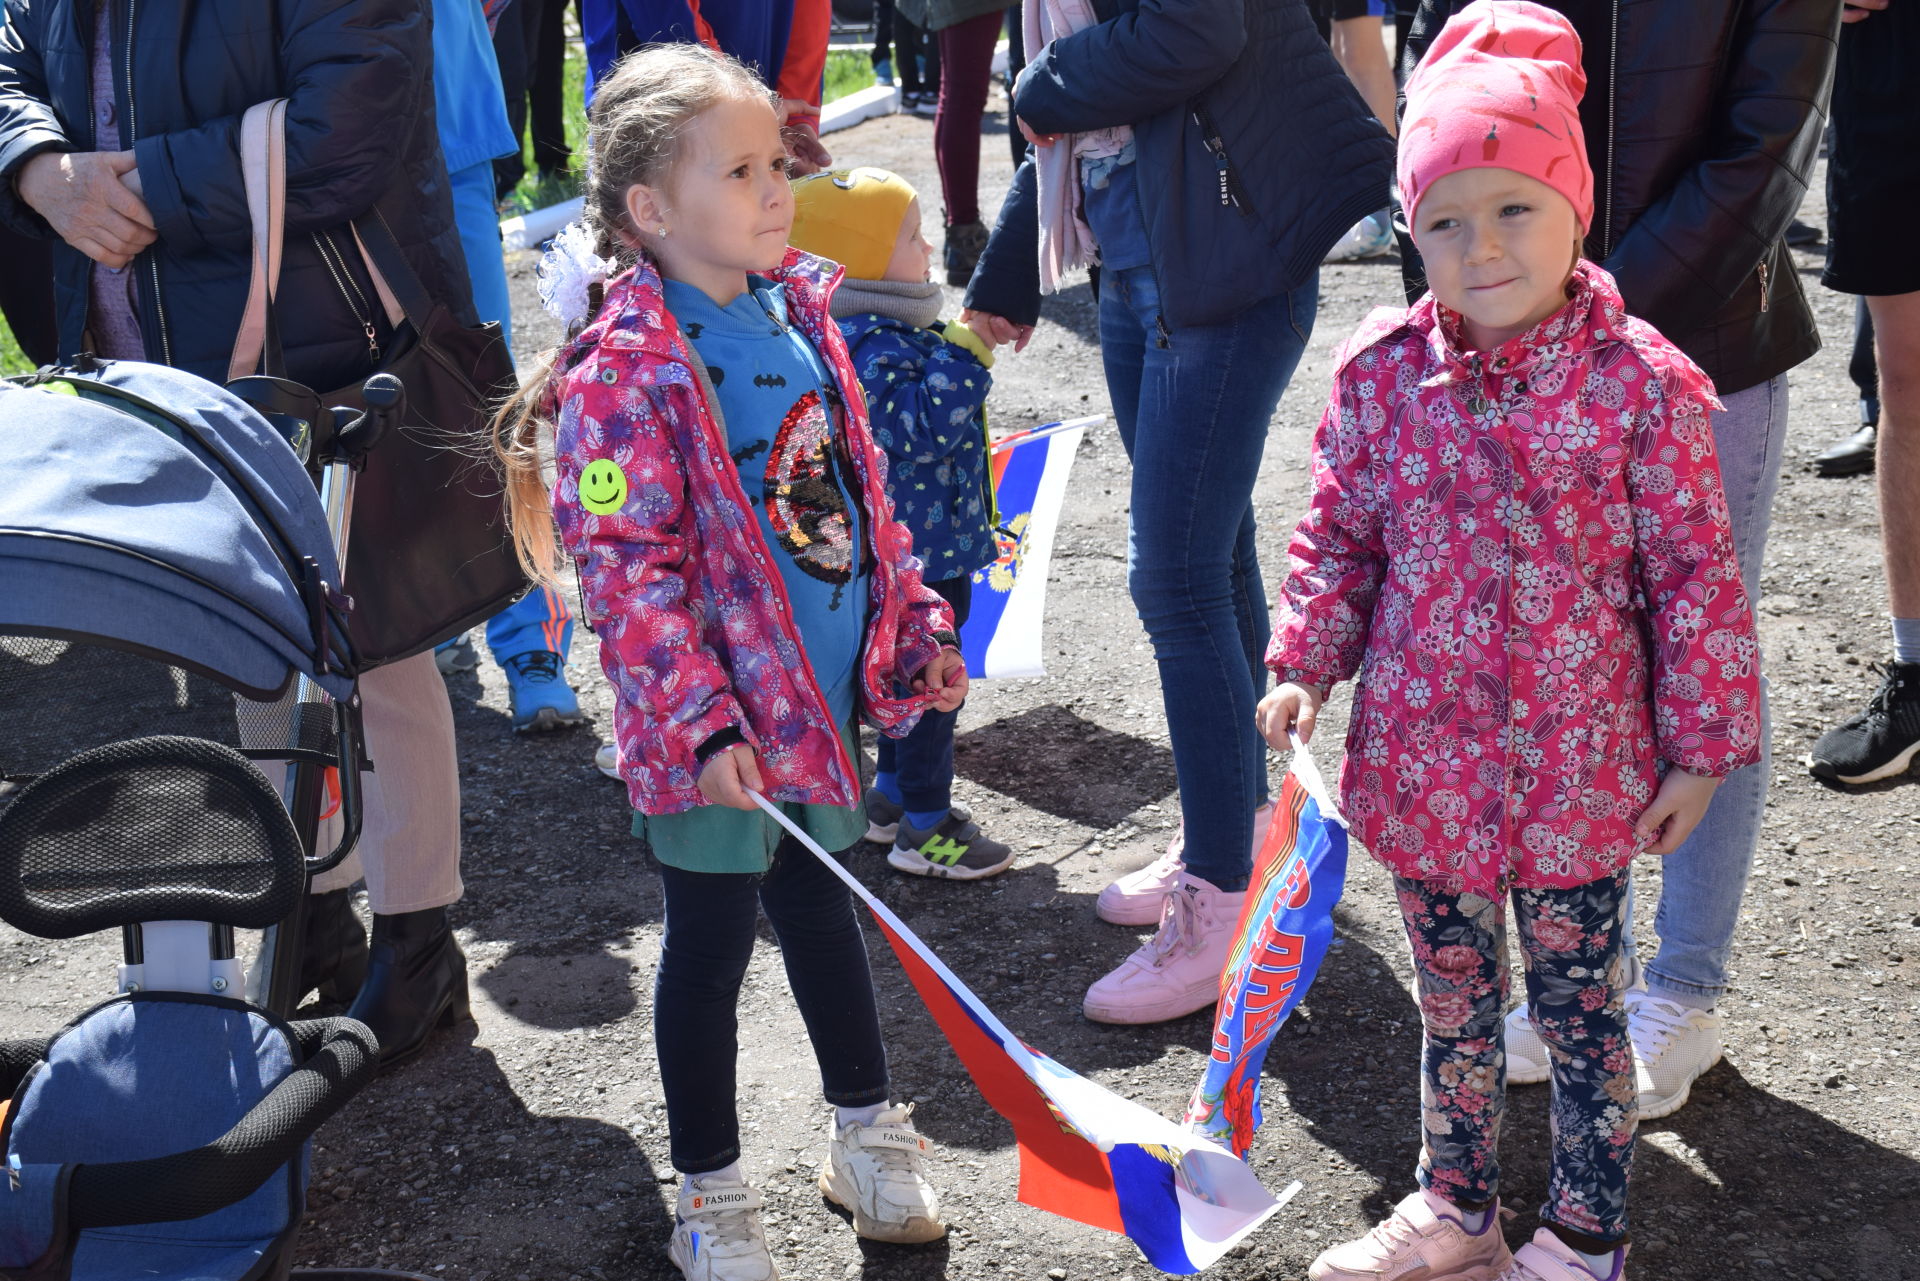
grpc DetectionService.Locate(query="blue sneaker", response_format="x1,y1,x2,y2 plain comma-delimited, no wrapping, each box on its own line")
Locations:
874,57,894,86
501,650,587,733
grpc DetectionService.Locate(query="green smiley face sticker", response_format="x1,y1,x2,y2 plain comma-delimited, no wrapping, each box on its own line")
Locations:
579,459,629,515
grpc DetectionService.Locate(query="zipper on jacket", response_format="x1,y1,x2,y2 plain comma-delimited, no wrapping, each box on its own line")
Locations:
1756,259,1771,314
121,0,173,367
1190,102,1253,219
676,316,863,798
312,231,381,363
1601,0,1619,258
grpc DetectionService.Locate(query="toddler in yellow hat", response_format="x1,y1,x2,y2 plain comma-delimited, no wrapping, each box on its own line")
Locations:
789,166,1014,883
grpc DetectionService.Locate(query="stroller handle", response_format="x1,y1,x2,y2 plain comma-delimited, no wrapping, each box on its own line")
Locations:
62,1016,377,1230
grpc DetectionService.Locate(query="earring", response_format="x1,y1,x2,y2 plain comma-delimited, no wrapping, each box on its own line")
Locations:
659,225,671,237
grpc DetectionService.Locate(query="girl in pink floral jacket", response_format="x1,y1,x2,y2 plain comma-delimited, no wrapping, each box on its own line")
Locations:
493,44,958,1272
1258,7,1760,1281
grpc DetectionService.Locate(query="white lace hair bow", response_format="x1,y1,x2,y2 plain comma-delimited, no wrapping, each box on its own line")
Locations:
537,220,611,330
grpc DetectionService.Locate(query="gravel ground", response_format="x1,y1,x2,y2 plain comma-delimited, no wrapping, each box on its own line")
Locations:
3,98,1916,1281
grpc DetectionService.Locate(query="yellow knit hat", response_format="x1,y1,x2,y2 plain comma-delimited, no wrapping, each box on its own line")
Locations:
789,167,919,281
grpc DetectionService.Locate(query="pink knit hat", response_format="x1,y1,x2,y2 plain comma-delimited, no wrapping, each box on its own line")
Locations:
1399,0,1594,232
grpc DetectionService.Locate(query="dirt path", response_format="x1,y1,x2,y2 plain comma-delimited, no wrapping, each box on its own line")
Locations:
3,102,1915,1281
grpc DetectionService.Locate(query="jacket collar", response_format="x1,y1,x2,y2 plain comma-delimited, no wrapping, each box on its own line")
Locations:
1414,260,1628,388
578,247,846,365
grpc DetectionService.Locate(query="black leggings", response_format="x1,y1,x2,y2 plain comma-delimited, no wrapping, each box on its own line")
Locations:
654,842,889,1173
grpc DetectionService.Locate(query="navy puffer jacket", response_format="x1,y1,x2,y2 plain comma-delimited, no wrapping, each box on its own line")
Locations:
0,0,474,391
965,0,1395,329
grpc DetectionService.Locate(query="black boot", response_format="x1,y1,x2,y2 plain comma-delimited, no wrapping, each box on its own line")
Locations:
943,220,989,287
345,907,471,1069
298,888,369,1008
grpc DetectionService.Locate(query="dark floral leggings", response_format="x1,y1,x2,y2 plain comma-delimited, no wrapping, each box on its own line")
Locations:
1395,869,1636,1246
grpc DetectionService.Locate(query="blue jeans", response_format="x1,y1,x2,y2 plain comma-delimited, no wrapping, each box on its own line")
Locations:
1098,265,1319,891
875,575,971,813
655,844,890,1172
1625,374,1789,1005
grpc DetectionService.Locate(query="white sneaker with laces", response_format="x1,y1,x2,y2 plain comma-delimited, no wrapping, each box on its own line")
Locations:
1084,872,1247,1024
1628,990,1722,1119
668,1176,779,1281
819,1103,945,1244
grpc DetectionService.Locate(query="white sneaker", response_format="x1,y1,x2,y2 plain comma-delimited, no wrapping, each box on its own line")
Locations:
1323,210,1394,262
1503,1003,1551,1085
1628,991,1722,1120
1083,872,1247,1024
595,742,621,780
819,1104,945,1244
668,1176,779,1280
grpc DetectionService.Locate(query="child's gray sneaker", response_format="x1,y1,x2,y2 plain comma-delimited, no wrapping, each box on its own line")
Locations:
863,786,904,844
889,806,1014,881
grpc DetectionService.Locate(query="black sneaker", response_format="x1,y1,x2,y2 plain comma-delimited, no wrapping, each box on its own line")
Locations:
1809,662,1920,785
1812,421,1877,478
890,806,1015,881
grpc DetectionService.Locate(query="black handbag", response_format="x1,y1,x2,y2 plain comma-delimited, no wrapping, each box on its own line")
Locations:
228,99,528,667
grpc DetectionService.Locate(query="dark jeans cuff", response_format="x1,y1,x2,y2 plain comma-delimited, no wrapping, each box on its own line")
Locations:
674,1142,743,1176
823,1085,892,1108
1546,1220,1628,1254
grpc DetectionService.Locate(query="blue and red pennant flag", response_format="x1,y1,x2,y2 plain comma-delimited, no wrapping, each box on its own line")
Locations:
960,416,1100,680
751,792,1286,1273
1187,743,1350,1158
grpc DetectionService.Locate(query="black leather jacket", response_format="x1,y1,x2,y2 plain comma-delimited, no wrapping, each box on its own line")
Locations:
1402,0,1841,397
0,0,474,390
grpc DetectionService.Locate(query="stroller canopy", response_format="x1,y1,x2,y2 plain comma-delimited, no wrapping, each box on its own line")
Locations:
0,363,354,702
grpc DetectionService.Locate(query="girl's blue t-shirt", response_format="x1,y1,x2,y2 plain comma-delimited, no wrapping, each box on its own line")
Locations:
662,275,867,727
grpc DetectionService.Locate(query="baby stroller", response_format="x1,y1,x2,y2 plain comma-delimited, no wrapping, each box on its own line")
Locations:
0,357,427,1280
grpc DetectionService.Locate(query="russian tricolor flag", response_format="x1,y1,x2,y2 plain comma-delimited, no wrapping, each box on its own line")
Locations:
959,417,1100,679
1188,744,1350,1158
752,793,1288,1273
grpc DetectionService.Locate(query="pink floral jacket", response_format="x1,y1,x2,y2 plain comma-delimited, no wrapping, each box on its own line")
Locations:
1268,263,1761,897
549,250,956,816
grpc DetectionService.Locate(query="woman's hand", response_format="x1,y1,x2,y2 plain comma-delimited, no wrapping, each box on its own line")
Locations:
1842,0,1887,23
957,308,1036,353
777,98,832,175
698,743,766,811
914,649,968,712
16,150,156,268
1256,682,1324,749
1017,116,1062,148
1634,768,1720,855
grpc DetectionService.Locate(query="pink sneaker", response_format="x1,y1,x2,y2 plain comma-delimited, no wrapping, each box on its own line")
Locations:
1308,1189,1514,1281
1094,801,1276,926
1083,873,1246,1024
1494,1230,1625,1280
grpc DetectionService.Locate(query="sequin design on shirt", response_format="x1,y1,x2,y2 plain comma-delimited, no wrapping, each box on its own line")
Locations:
765,390,854,606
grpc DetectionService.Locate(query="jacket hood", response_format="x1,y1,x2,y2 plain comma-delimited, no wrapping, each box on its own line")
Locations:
579,248,846,361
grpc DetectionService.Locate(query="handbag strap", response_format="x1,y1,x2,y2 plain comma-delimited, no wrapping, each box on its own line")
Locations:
227,99,406,382
229,99,288,382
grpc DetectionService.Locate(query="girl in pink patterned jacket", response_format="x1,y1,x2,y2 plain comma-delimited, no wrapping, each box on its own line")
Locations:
1257,7,1760,1281
493,44,957,1277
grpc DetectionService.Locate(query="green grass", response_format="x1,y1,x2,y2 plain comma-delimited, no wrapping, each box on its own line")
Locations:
0,315,29,376
825,49,876,104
